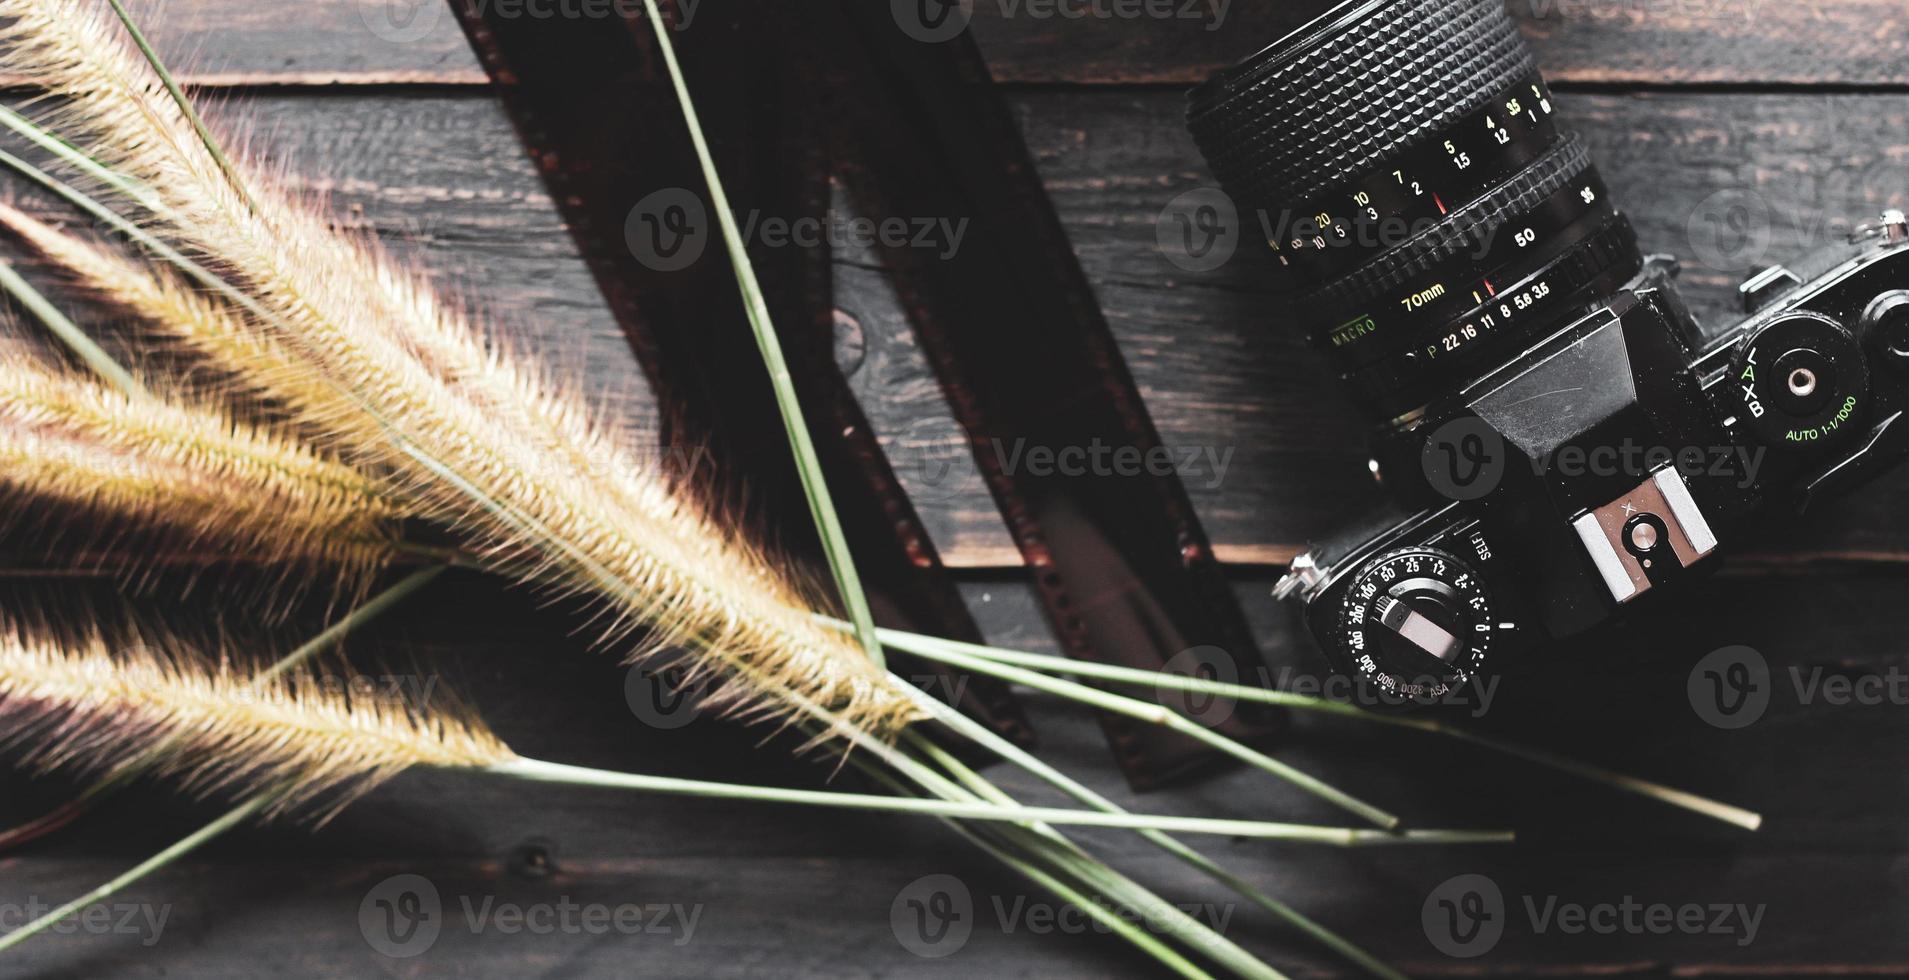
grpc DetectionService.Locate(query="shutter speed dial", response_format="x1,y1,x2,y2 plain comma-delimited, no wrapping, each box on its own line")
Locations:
1339,547,1493,702
1733,311,1867,452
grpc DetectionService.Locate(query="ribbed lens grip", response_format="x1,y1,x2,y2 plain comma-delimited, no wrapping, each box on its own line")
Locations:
1187,0,1537,212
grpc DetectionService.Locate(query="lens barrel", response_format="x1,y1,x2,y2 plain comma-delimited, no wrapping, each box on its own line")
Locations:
1188,0,1644,423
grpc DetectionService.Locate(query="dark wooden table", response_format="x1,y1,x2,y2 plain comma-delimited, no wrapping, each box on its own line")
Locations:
6,1,1909,976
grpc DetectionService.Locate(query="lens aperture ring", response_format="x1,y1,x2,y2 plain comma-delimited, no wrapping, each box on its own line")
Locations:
1301,134,1596,329
1316,166,1616,368
1343,214,1646,420
1188,0,1536,212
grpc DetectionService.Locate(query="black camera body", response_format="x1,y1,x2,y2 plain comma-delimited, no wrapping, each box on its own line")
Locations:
1282,227,1909,706
1186,0,1909,707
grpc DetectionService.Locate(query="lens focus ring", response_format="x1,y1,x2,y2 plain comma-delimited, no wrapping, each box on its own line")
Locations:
1300,134,1595,319
1188,0,1536,211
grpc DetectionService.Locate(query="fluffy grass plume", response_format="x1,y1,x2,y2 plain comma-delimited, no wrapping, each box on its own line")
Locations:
0,200,347,416
0,0,923,741
0,351,405,571
0,619,513,815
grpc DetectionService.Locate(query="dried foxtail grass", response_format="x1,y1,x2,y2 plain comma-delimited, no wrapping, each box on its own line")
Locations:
0,200,346,417
0,0,924,740
0,620,514,816
0,352,405,571
0,615,1413,852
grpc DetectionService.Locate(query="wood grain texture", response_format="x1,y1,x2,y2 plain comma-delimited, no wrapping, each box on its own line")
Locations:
966,0,1909,86
78,0,1909,87
10,88,1895,567
5,572,1909,977
3,4,1908,978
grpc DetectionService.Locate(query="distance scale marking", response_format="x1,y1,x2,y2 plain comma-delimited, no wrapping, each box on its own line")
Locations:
1267,75,1562,287
1320,174,1620,365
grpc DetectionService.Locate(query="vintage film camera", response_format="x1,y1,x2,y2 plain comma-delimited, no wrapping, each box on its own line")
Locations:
1186,0,1909,708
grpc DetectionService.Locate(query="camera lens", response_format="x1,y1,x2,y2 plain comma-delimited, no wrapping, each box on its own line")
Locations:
1187,0,1645,423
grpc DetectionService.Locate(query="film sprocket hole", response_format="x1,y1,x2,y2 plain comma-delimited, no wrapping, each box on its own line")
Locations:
1188,0,1909,710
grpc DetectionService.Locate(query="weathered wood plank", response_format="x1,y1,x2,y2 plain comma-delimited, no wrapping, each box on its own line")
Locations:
5,89,1906,567
89,0,491,86
967,0,1909,86
0,7,1900,980
6,572,1909,976
77,0,1909,88
8,850,1902,977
